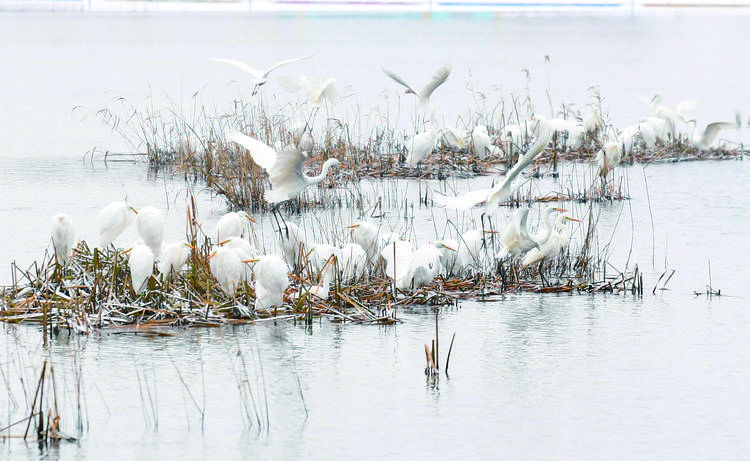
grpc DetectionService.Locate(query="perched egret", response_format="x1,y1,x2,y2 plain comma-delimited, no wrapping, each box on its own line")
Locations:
380,239,415,288
457,228,495,272
277,74,341,106
640,93,699,138
136,206,165,258
382,64,451,110
407,244,443,289
98,201,137,248
219,237,260,283
308,243,338,274
433,118,553,211
253,254,289,310
126,243,155,294
687,114,740,150
215,211,255,242
439,127,467,150
210,56,311,95
157,240,192,280
228,130,343,204
596,142,621,177
209,246,244,296
51,213,76,264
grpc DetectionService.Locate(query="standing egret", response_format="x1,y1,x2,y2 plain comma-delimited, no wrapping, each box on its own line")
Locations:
219,236,260,283
596,142,621,177
209,246,244,296
277,221,305,271
406,244,443,289
348,221,379,265
210,56,311,95
381,239,415,289
522,214,580,285
253,254,289,310
215,211,255,242
338,243,367,283
136,206,165,258
499,208,536,258
405,126,437,168
228,130,343,204
51,213,76,264
641,93,699,138
382,64,451,110
433,239,459,277
433,118,553,211
439,127,467,150
125,243,155,294
471,125,500,158
98,201,137,248
157,240,192,280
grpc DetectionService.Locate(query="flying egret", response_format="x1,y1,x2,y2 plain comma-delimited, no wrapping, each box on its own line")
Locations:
433,118,553,211
209,246,244,296
253,254,289,310
687,114,741,150
228,130,343,204
98,201,137,248
277,74,341,106
125,243,155,294
157,240,192,280
136,206,165,258
215,211,255,242
382,64,451,110
210,56,311,95
51,213,76,264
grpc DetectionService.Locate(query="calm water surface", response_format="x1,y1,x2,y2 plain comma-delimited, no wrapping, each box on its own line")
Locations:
2,12,750,460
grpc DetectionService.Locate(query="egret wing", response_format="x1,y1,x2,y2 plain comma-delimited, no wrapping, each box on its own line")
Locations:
261,56,312,79
382,68,415,92
700,121,738,148
266,149,308,203
227,130,277,171
419,64,451,100
210,58,262,81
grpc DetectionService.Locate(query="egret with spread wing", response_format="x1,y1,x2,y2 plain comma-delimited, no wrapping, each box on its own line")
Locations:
210,56,311,95
228,130,342,204
382,64,451,110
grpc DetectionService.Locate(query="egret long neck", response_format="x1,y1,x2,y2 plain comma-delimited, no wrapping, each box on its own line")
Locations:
308,159,339,185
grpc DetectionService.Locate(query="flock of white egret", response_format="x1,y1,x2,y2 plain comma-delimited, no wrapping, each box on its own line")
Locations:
44,57,742,309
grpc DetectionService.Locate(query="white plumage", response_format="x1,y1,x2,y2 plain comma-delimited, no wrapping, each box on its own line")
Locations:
51,213,76,264
253,254,289,310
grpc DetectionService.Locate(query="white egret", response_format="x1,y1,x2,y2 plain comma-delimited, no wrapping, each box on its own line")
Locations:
471,125,500,159
433,118,553,211
98,201,137,248
219,236,260,283
522,214,580,284
308,242,338,274
157,240,192,280
253,254,289,310
439,127,467,150
407,244,443,289
687,114,740,150
339,243,367,283
209,246,244,296
382,64,451,110
405,126,437,168
433,239,459,277
210,56,311,95
640,93,699,139
51,213,76,264
457,228,496,272
277,221,305,271
380,239,415,288
348,221,379,265
136,206,165,258
215,211,255,242
498,208,536,259
125,243,155,294
228,130,343,204
596,142,621,177
277,74,341,106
